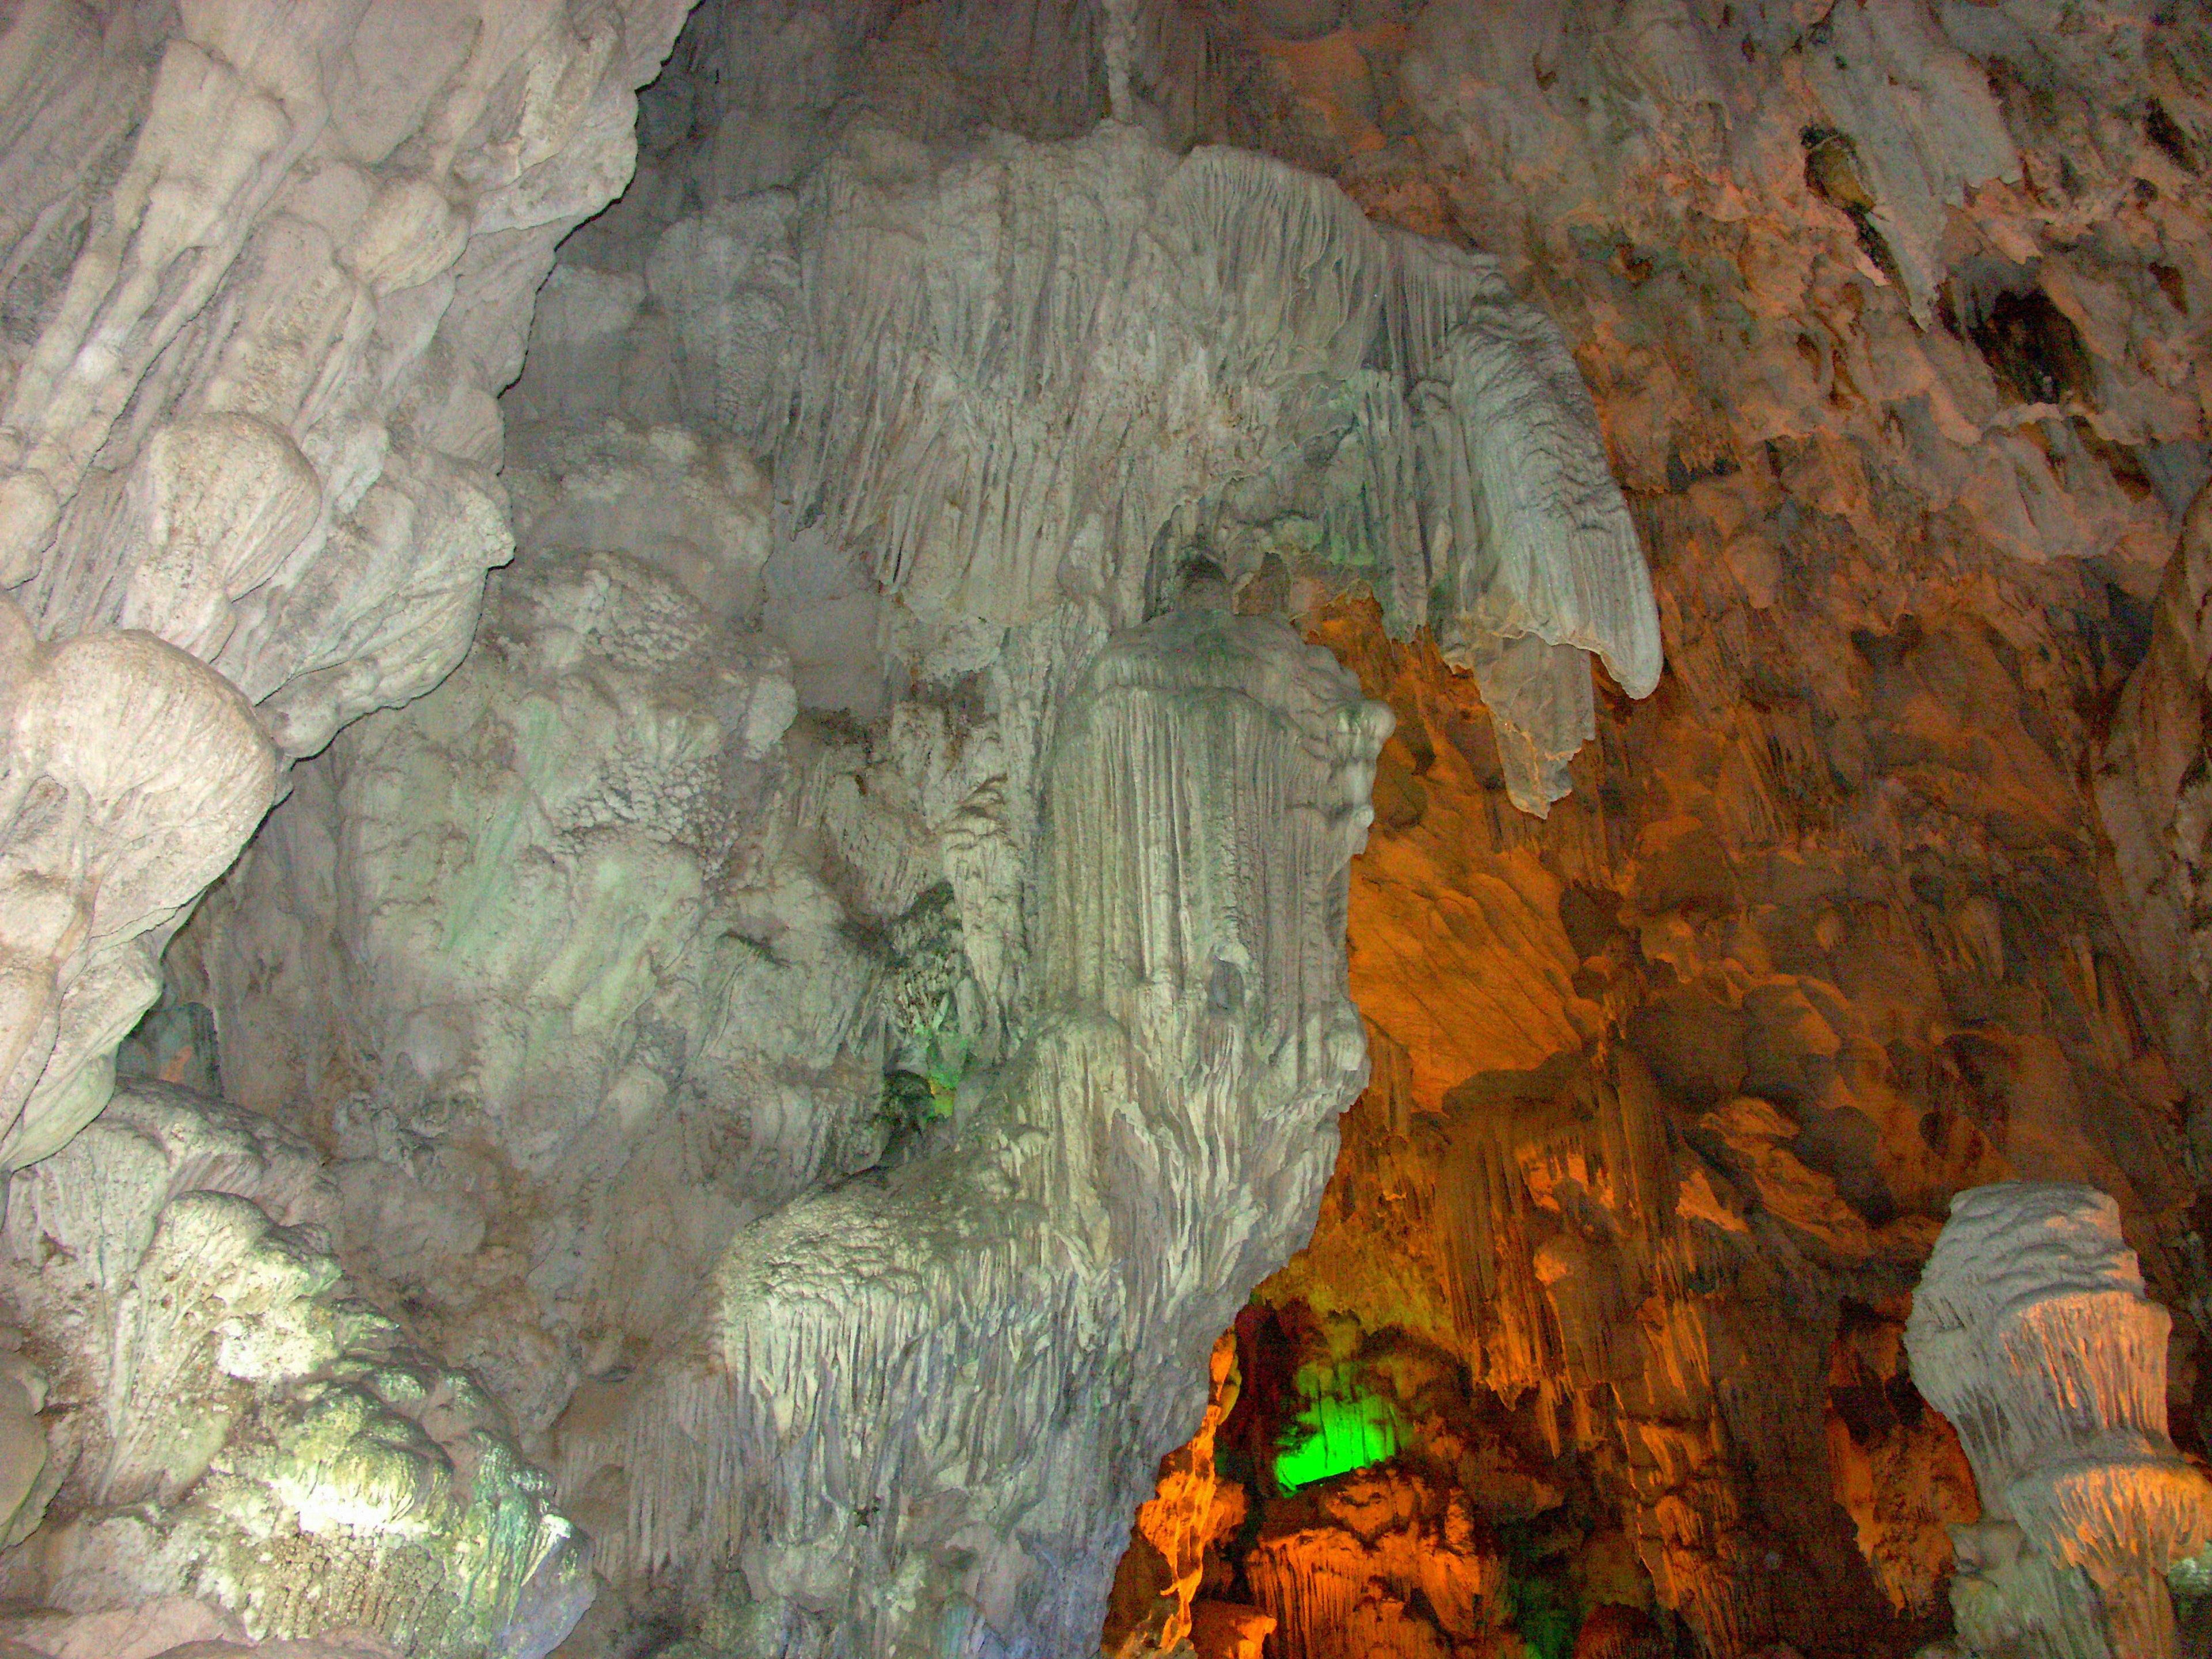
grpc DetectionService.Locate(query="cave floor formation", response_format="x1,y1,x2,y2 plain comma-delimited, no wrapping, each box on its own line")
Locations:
2,2,2211,1658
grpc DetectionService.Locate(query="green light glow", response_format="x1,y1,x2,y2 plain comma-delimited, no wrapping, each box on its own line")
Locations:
1273,1391,1398,1491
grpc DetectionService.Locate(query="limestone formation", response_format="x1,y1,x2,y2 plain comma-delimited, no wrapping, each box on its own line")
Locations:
0,1597,402,1658
1905,1183,2212,1659
1,1083,589,1658
0,601,276,1173
585,121,1665,810
0,0,2207,1656
1102,1334,1255,1658
2099,487,2212,1158
0,0,709,1650
552,606,1389,1654
1245,1467,1512,1659
192,546,872,1429
1,0,696,757
1086,0,2212,1648
0,0,701,1176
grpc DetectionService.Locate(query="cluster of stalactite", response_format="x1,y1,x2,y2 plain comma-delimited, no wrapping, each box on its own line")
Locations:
1101,567,2196,1658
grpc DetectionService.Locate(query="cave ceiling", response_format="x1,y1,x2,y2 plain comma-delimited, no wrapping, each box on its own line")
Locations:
0,1,2207,1658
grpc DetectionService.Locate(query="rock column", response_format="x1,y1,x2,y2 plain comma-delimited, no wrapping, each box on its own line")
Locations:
1906,1183,2212,1658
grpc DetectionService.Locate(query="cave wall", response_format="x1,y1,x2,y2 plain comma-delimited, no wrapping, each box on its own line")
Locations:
1093,0,2212,1655
0,0,699,1651
0,0,2207,1657
0,0,1657,1653
0,0,699,1170
129,4,1669,1650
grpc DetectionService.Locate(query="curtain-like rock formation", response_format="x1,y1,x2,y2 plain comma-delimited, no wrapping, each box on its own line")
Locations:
552,113,1663,811
1089,0,2212,1649
1905,1182,2212,1659
128,13,1666,1646
552,605,1389,1654
1245,1467,1512,1659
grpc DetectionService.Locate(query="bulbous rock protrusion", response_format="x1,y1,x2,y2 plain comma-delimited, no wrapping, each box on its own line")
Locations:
0,599,276,1171
1904,1182,2212,1659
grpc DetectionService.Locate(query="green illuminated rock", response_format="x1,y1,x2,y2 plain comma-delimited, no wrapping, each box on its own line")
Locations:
1274,1392,1400,1494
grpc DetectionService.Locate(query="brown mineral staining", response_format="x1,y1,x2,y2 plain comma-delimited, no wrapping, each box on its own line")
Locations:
5,0,2212,1654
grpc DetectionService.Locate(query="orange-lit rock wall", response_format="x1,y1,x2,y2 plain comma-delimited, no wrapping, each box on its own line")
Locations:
1243,575,2193,1648
1113,572,2190,1654
1107,1334,1262,1657
1101,1,2212,1651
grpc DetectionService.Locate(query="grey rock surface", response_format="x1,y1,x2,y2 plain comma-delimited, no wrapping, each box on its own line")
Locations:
0,0,702,1650
0,600,275,1173
555,607,1390,1656
1906,1183,2212,1659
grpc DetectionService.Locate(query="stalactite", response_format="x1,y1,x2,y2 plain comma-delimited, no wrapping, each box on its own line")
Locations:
648,127,1664,810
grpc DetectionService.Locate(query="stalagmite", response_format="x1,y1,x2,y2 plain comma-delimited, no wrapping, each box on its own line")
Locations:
1905,1183,2212,1658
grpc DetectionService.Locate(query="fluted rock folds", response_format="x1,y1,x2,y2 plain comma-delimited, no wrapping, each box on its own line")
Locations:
554,607,1389,1656
621,126,1661,812
1906,1182,2212,1659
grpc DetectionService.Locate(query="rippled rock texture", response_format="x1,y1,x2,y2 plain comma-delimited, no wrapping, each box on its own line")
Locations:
2,0,2211,1656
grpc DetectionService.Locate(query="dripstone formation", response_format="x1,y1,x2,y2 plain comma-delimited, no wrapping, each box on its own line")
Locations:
0,1,2206,1658
1905,1183,2212,1658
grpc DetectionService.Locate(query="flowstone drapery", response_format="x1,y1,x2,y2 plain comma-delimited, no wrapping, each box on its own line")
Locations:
553,604,1390,1656
1905,1183,2212,1658
600,124,1663,812
139,62,1667,1646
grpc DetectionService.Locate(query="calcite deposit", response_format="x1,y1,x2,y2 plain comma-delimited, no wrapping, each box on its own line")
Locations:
0,0,702,1652
4,1084,590,1658
1086,0,2212,1652
0,0,2207,1657
1906,1183,2212,1658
